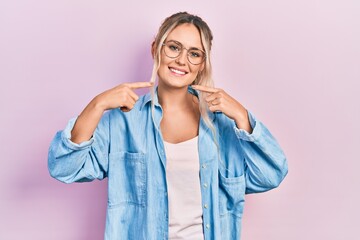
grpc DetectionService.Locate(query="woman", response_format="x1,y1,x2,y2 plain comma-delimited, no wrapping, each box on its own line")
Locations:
48,12,288,240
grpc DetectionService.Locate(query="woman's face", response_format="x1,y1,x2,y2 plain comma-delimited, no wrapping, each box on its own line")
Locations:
157,23,205,89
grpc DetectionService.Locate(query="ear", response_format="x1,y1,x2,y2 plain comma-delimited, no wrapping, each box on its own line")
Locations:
151,41,156,58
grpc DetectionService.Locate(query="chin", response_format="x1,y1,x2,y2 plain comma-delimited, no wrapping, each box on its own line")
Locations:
158,76,193,89
164,77,195,88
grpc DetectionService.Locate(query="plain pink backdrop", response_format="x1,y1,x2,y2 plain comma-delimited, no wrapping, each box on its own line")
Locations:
1,0,359,239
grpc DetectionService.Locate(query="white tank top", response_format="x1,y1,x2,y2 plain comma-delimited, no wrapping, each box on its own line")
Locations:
164,136,204,240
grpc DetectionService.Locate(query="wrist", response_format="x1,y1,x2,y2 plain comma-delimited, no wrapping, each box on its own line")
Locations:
91,95,107,112
234,109,253,133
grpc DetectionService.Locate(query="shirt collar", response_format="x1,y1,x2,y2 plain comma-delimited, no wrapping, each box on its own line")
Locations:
140,85,199,110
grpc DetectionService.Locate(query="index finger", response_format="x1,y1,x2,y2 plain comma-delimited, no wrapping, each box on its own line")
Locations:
192,85,218,93
125,82,154,89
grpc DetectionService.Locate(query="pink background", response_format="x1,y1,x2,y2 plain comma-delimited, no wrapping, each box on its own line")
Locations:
1,0,359,239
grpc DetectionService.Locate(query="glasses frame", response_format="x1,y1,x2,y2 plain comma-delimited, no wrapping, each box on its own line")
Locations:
162,40,206,65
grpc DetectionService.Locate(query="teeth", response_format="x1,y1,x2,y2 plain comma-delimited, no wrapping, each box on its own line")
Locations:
170,68,186,75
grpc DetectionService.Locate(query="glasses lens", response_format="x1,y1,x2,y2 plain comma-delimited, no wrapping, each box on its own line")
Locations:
164,41,181,58
187,49,205,65
163,41,206,65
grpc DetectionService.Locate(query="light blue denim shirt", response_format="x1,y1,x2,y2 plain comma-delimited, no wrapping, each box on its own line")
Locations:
48,87,288,240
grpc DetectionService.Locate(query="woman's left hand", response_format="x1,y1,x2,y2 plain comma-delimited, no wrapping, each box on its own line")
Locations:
192,85,253,133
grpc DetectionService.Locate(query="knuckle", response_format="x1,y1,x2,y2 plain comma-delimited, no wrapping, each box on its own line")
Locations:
117,87,126,93
120,95,128,102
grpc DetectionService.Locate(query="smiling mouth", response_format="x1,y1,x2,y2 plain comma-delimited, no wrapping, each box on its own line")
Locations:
169,67,188,75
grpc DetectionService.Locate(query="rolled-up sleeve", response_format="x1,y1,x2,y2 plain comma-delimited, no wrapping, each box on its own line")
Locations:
234,112,288,194
48,113,110,184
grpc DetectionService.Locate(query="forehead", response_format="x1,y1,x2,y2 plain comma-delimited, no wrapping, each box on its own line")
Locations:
167,23,203,49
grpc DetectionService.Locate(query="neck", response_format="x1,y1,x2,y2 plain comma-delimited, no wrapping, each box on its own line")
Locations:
158,83,195,111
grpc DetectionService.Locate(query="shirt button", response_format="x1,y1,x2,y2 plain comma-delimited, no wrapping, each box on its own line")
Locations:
203,183,208,188
204,204,208,209
202,164,207,169
206,224,210,229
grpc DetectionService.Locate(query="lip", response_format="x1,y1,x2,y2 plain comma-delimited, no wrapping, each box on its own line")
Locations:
168,66,188,75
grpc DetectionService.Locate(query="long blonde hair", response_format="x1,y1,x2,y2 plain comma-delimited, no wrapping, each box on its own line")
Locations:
150,12,216,136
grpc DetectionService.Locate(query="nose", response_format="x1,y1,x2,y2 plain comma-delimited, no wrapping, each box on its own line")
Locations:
175,49,187,65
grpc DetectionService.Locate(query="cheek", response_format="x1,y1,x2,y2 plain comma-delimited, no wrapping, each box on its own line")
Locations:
189,65,202,75
157,59,170,77
160,51,171,64
159,56,171,70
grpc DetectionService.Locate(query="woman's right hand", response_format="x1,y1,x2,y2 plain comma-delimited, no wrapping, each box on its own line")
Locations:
94,82,154,112
70,81,153,144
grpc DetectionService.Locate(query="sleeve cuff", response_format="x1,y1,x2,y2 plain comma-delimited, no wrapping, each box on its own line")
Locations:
61,117,94,150
233,111,262,142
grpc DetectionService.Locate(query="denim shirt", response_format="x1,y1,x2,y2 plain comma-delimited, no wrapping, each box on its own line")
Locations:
48,87,288,240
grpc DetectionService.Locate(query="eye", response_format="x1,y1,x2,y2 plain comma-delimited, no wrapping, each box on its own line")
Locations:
168,43,180,52
189,50,202,58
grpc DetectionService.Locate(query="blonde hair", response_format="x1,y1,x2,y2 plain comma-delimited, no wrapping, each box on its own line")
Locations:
150,12,216,139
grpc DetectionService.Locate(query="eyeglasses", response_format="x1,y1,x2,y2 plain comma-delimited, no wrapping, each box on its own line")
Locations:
162,40,206,65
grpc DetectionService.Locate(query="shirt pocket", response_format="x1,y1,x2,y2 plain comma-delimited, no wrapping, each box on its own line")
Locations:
218,170,245,218
108,151,147,208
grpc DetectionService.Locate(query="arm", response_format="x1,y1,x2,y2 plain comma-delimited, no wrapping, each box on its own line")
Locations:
234,112,288,193
48,113,110,183
191,85,252,133
48,82,153,183
71,82,153,143
192,85,287,193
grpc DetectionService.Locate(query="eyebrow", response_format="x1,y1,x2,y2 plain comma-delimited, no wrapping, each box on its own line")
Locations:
167,39,204,51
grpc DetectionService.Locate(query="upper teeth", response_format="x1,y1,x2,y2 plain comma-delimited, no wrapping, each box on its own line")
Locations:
170,68,186,75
